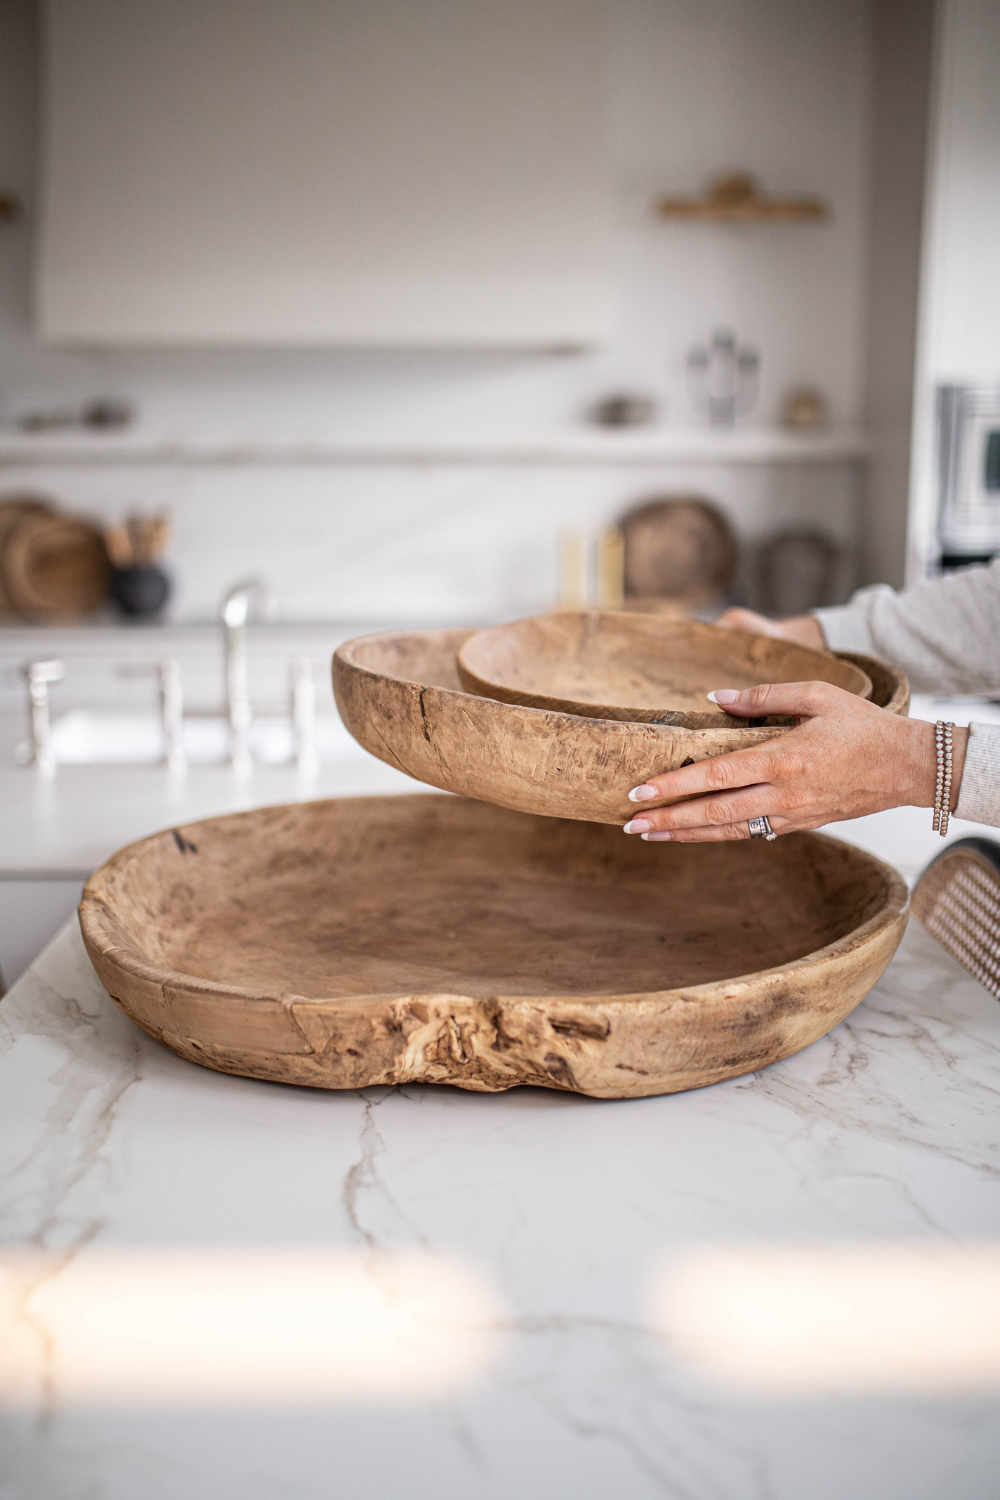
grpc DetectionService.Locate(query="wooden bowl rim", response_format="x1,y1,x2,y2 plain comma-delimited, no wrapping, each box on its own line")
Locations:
80,796,909,1012
335,627,902,736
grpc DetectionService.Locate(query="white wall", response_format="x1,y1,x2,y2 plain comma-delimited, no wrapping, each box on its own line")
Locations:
39,0,615,347
0,0,874,622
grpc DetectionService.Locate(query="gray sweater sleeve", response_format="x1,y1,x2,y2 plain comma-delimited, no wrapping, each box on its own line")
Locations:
813,559,1000,829
814,557,1000,695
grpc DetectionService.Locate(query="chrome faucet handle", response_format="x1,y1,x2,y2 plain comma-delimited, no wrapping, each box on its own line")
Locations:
221,578,273,774
221,578,274,628
290,659,319,775
119,659,186,772
21,659,65,774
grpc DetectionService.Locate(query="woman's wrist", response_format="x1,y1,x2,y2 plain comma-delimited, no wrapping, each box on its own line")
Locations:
905,719,969,809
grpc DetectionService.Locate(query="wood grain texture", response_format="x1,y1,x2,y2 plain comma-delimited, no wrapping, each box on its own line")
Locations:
334,628,905,825
79,795,909,1099
456,612,872,726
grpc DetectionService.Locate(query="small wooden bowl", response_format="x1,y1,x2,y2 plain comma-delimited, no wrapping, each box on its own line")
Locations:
333,629,906,826
457,611,872,728
80,795,908,1099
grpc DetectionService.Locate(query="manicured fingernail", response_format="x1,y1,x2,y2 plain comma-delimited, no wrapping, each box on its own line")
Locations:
641,831,671,841
707,689,741,705
623,818,652,834
628,784,658,801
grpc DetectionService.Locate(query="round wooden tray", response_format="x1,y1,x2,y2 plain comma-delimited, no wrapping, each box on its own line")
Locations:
456,611,872,727
80,795,909,1099
333,628,906,825
0,495,56,613
2,512,110,619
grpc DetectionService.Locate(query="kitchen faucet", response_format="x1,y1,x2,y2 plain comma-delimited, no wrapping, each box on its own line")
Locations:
21,659,64,774
221,578,272,770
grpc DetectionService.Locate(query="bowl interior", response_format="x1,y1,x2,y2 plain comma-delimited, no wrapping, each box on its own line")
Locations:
347,626,469,690
457,612,871,719
101,797,894,1001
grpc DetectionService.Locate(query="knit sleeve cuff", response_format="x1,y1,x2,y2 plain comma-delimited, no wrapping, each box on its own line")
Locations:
811,604,877,656
954,722,1000,829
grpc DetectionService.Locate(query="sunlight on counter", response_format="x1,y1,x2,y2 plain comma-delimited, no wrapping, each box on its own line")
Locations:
0,1247,505,1407
650,1242,1000,1396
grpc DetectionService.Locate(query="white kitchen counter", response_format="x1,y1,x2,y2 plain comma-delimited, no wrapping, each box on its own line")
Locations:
1,905,999,1500
2,693,1000,1499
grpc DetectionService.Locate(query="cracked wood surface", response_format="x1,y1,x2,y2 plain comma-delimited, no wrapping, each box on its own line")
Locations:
79,794,908,1099
333,628,907,825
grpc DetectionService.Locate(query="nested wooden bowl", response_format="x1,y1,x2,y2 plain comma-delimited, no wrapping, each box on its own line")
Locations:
80,795,908,1099
456,611,872,727
333,628,906,826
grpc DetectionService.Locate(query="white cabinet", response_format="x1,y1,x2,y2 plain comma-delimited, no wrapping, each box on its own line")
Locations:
38,0,615,348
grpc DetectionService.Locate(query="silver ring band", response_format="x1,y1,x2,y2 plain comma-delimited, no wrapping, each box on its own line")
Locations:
748,815,777,841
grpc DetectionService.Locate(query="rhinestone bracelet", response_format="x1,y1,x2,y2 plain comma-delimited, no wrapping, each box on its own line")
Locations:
933,720,955,837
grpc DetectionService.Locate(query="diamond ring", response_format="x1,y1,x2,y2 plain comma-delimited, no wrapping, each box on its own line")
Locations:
748,815,777,841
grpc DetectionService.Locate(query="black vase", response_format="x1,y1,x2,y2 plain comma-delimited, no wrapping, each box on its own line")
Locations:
111,565,171,618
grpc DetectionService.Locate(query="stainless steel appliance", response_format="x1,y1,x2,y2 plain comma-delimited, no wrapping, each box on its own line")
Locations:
937,385,1000,566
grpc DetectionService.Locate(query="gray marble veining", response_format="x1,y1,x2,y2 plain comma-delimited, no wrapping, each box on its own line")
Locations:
1,915,999,1500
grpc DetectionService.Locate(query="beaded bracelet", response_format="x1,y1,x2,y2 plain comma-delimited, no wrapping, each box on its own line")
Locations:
933,720,955,837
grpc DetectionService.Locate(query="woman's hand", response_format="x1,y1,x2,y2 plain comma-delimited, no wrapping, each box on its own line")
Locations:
622,680,969,842
715,606,827,651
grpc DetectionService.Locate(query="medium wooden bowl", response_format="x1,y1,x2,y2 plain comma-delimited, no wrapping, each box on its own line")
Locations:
80,795,908,1099
333,629,906,825
456,611,872,727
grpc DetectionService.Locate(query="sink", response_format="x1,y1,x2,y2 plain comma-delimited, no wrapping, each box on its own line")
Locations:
20,710,367,766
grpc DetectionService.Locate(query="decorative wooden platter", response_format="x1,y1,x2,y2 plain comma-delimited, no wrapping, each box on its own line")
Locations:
456,612,872,727
334,629,905,825
619,495,737,607
0,495,55,614
2,511,110,619
80,795,908,1099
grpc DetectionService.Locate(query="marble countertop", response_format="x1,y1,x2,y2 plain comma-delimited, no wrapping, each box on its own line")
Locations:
2,912,999,1500
2,692,1000,1499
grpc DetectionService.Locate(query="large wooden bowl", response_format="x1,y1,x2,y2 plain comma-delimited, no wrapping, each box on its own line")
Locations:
80,795,908,1099
456,611,872,726
333,629,906,825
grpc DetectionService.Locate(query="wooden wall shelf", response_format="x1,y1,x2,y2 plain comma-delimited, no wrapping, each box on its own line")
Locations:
657,172,828,223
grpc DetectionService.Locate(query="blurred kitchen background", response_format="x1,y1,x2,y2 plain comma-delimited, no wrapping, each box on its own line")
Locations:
0,0,997,710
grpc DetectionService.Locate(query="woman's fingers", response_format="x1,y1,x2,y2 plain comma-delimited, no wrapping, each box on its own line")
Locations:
641,815,793,843
629,742,784,806
707,679,844,719
714,607,783,637
625,784,783,834
715,610,828,652
642,821,753,843
627,681,851,809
